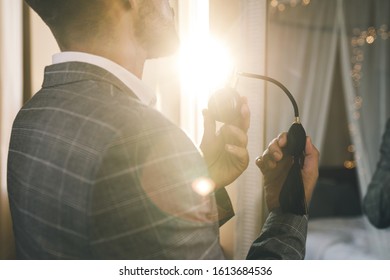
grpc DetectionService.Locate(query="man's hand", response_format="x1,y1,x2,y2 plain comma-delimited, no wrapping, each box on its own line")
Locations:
200,96,250,189
256,133,319,211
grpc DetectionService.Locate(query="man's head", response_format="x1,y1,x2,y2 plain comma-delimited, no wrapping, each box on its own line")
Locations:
133,0,179,59
25,0,179,59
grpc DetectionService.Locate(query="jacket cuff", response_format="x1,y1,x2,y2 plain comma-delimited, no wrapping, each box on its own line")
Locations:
215,188,235,227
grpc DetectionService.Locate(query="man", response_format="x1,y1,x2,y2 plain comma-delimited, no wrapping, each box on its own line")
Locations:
363,118,390,229
8,0,319,259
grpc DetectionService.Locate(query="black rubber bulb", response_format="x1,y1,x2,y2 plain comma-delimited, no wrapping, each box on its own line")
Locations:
279,122,307,215
208,74,308,215
207,87,241,123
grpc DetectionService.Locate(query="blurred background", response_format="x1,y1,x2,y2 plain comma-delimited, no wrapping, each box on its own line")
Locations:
1,0,389,260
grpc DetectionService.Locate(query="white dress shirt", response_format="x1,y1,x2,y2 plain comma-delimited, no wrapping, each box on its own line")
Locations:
52,51,156,107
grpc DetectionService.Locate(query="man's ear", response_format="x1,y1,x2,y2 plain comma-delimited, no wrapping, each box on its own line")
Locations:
122,0,131,9
123,0,136,10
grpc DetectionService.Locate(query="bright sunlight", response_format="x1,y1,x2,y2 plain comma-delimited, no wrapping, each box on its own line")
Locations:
179,36,234,100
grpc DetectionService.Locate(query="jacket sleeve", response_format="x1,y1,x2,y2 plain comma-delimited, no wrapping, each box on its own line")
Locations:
363,119,390,229
215,188,235,227
88,110,227,259
246,209,308,260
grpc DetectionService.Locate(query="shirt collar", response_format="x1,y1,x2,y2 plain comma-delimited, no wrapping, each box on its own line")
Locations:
52,51,157,107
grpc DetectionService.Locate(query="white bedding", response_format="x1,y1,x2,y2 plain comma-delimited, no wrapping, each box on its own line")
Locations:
306,216,380,259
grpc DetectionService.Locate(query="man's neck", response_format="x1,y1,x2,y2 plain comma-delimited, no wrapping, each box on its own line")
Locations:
61,39,147,79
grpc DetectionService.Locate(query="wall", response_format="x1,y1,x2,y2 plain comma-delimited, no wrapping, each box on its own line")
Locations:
29,10,59,96
0,0,23,260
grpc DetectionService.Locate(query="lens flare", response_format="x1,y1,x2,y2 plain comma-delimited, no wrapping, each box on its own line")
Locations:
192,177,215,196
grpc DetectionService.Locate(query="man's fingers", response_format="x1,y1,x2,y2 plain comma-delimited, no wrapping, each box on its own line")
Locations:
256,149,278,173
256,154,275,172
256,133,288,173
221,124,248,148
267,134,287,159
225,145,249,166
276,132,288,148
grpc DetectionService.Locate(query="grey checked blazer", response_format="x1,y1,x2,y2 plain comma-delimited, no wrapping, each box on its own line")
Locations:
8,61,307,259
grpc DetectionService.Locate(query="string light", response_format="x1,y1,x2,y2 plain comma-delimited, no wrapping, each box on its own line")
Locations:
290,0,298,8
350,25,389,88
344,145,356,170
344,160,356,169
278,3,286,12
268,0,311,13
270,0,279,8
353,96,362,110
349,24,388,171
353,111,361,120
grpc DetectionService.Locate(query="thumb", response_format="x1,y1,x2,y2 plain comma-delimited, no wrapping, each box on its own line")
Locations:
303,136,319,172
302,136,320,204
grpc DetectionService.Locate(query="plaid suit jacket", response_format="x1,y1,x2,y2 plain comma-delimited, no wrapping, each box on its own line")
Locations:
8,61,307,259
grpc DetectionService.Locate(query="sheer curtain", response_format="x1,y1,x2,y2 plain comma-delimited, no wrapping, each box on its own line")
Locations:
233,0,267,260
0,0,23,260
266,0,390,259
339,0,390,259
340,0,390,201
265,0,339,153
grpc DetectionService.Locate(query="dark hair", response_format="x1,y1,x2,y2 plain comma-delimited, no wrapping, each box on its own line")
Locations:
24,0,112,48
